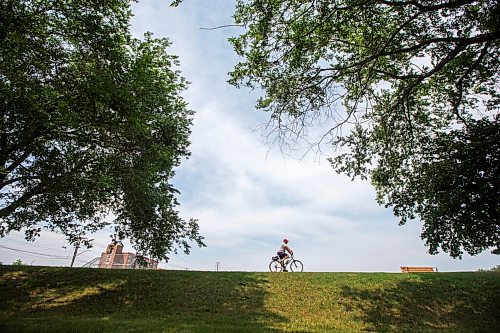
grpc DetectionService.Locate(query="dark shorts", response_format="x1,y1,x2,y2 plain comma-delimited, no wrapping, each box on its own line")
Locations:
277,251,288,259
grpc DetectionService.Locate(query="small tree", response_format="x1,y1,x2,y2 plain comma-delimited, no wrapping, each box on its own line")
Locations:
12,259,24,266
478,265,500,272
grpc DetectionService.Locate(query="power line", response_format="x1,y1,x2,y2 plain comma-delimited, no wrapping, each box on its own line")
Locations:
3,236,66,252
163,262,190,270
0,245,69,259
169,255,198,265
169,251,206,267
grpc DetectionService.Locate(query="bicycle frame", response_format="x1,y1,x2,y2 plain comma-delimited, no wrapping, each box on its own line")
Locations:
269,255,303,272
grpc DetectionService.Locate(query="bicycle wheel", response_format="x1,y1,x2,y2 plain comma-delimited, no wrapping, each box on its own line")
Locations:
289,260,303,272
269,260,283,272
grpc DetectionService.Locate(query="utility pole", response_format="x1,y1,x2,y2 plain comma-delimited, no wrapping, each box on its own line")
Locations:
215,261,220,272
70,234,92,268
70,238,81,268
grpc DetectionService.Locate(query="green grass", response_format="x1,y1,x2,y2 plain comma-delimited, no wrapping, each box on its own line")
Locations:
0,266,499,332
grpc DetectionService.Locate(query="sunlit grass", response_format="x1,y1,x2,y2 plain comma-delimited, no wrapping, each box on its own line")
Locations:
0,266,498,332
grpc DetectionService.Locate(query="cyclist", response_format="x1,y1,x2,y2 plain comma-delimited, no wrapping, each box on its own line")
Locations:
277,239,293,271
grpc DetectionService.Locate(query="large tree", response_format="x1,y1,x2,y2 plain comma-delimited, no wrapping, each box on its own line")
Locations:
0,0,204,260
229,0,499,257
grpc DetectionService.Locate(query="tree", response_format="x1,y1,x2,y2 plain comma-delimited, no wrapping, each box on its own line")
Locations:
0,0,204,260
12,259,24,266
229,0,499,257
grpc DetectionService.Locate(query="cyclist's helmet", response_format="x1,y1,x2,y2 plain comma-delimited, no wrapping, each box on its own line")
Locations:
283,239,289,244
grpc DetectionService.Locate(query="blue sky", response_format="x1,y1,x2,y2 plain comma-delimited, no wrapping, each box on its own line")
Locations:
1,0,498,272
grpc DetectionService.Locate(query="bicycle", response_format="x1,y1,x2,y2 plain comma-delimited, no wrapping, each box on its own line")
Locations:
269,255,303,272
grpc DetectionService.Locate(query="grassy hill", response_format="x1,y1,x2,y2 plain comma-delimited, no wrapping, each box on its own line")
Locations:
0,266,499,332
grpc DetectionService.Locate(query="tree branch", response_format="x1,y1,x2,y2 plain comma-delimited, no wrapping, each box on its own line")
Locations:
199,24,243,30
328,32,500,74
452,41,492,128
0,176,40,190
377,0,476,11
0,182,45,218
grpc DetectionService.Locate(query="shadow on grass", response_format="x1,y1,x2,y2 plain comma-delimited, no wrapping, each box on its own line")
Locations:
0,266,287,333
339,272,500,332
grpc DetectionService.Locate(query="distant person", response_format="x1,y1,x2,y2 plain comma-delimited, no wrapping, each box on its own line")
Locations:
277,239,293,271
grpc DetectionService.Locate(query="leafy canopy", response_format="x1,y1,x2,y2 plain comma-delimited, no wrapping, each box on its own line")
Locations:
229,0,500,257
0,0,204,260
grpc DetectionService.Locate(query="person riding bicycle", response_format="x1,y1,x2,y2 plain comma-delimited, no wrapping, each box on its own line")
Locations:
277,239,293,271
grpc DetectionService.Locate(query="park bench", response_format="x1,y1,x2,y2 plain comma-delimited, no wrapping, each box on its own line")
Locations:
400,266,438,273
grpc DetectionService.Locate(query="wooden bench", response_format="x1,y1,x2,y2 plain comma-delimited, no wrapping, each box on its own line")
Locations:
400,266,438,273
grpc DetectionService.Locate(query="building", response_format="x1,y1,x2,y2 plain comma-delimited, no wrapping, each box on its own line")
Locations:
98,241,158,270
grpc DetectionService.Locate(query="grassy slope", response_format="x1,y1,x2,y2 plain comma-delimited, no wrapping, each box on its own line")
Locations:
0,266,499,333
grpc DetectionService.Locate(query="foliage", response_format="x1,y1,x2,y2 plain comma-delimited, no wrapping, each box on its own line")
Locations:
229,0,500,257
1,266,499,332
11,259,24,266
478,265,500,271
170,0,184,7
0,0,204,260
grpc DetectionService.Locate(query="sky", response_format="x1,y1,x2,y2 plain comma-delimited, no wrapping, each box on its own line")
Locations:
1,0,498,273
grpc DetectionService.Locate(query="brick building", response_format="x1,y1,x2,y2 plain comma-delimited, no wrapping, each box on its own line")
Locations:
98,241,158,269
